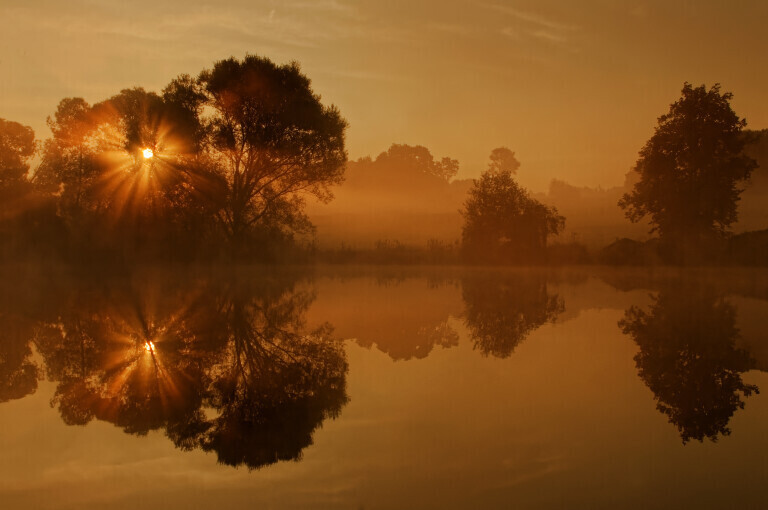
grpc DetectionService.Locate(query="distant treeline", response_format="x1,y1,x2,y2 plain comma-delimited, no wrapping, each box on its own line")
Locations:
312,84,768,266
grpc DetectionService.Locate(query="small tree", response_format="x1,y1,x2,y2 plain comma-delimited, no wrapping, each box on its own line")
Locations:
461,152,564,264
619,83,758,260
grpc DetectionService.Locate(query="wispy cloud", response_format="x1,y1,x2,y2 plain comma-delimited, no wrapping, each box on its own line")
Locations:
485,3,579,49
1,0,378,50
530,29,568,45
484,3,579,32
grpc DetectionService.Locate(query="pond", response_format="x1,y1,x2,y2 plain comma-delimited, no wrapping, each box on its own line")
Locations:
1,265,767,509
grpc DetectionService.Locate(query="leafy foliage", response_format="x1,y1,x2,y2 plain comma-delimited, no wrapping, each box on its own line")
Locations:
461,152,564,264
7,54,348,263
619,83,757,248
0,118,36,186
199,55,347,257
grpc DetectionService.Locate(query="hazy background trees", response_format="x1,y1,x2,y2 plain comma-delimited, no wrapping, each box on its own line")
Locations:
305,143,469,249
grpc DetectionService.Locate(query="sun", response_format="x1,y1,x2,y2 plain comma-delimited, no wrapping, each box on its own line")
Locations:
142,148,154,159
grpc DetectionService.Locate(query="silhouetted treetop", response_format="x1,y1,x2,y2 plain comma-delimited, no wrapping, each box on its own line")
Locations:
619,83,757,260
197,55,348,257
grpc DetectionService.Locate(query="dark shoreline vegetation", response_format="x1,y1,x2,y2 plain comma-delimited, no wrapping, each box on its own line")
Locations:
1,54,768,268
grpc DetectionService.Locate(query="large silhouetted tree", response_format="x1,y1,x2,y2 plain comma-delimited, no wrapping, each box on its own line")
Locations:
198,55,347,258
461,151,564,264
619,83,757,261
7,55,348,262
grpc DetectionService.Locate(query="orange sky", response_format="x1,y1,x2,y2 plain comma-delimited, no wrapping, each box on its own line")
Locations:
1,0,767,191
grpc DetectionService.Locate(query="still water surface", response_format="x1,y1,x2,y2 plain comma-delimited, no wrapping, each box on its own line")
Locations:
1,266,767,509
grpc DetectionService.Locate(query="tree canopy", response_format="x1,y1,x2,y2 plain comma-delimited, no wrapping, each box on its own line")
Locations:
0,118,36,187
619,83,758,259
12,54,348,263
461,151,564,264
199,55,347,257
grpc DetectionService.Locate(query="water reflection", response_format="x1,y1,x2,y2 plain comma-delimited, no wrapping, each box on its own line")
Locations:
0,311,40,403
309,274,463,361
462,272,564,358
4,271,349,469
619,285,760,443
0,276,53,403
319,270,565,361
2,266,768,473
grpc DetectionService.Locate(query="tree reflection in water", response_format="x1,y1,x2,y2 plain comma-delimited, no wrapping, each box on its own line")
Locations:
462,272,564,358
619,287,759,443
0,310,40,403
28,273,348,469
0,274,60,403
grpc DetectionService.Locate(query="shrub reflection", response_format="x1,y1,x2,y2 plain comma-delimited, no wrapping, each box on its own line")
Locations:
462,272,564,358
